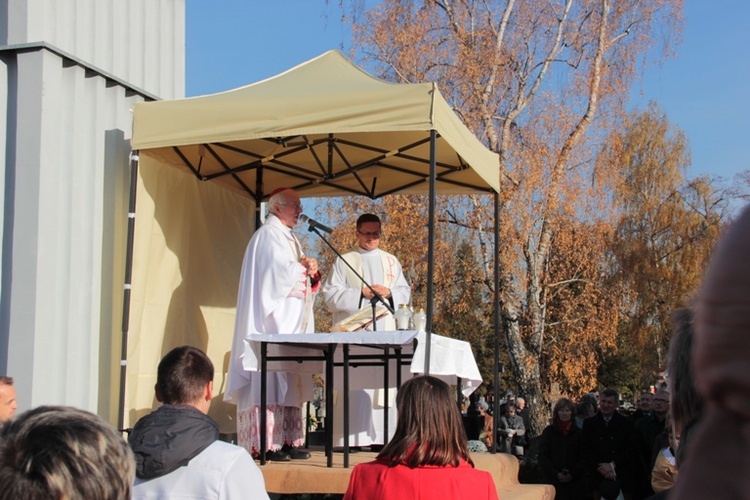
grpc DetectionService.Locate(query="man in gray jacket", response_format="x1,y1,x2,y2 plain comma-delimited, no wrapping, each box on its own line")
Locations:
129,346,269,499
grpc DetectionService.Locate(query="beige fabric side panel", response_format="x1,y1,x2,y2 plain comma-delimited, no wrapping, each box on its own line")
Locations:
125,152,255,432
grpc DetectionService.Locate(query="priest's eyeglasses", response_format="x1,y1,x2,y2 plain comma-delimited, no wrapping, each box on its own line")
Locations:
280,203,303,211
357,230,382,238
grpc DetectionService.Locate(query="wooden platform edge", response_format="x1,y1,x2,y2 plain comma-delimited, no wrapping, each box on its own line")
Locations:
258,449,555,499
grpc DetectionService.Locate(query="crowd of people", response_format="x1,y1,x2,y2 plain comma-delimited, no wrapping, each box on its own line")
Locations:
536,388,672,500
1,191,749,499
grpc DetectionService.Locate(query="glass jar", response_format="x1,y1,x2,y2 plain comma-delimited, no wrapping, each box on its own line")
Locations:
412,308,427,332
395,304,412,330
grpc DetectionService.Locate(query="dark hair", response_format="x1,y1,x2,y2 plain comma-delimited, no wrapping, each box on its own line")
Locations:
601,388,619,403
552,397,576,423
0,406,134,500
0,377,12,386
356,213,381,229
377,376,471,468
668,308,702,433
156,346,214,405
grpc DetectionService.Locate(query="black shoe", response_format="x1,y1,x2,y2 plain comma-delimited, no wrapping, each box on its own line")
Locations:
288,447,311,460
266,450,291,461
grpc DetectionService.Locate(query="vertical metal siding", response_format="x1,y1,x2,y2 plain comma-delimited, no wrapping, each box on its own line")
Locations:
16,0,184,99
1,0,184,422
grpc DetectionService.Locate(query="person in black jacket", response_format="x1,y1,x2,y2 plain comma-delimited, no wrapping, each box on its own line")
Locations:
631,391,669,498
539,397,585,500
581,388,634,500
128,346,269,499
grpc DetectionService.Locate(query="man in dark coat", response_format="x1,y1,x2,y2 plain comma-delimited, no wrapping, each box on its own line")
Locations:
630,391,653,423
581,388,635,499
631,390,669,498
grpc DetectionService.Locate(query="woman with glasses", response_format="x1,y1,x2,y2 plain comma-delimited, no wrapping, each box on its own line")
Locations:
343,376,498,500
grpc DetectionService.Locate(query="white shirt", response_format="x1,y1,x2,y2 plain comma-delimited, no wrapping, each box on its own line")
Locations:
132,441,269,500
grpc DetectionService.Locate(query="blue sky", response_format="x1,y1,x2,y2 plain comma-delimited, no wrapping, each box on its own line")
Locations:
186,0,749,181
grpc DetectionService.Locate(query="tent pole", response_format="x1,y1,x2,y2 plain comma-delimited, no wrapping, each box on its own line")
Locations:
117,150,140,432
255,167,264,228
491,190,501,453
424,130,437,375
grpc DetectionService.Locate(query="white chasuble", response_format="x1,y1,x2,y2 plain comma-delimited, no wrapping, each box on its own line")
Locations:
322,247,410,331
321,246,412,446
225,214,317,454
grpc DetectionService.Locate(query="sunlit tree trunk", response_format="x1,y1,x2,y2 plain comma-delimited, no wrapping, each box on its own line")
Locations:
339,0,685,436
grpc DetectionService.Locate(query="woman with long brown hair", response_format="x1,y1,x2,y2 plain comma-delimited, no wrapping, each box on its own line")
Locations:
343,375,498,499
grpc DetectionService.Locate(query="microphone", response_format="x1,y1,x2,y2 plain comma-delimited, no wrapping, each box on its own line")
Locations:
299,214,334,234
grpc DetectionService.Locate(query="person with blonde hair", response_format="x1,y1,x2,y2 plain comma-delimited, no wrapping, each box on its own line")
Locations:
650,413,678,493
344,376,498,499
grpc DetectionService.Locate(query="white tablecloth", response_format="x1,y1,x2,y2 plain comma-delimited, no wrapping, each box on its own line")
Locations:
242,330,482,395
241,330,418,374
242,330,483,447
411,331,483,397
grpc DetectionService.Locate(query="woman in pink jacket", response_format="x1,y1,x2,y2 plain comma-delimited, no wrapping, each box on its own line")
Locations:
344,375,498,500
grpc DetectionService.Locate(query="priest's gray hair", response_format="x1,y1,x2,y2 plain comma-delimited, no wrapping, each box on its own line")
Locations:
267,188,291,214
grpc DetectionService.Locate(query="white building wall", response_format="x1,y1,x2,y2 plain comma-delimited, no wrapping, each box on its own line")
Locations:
0,0,185,423
3,0,184,99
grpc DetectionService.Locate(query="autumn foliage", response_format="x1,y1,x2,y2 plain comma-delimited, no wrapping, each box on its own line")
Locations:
313,0,734,435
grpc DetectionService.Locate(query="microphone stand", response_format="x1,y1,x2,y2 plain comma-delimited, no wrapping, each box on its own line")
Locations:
303,224,394,331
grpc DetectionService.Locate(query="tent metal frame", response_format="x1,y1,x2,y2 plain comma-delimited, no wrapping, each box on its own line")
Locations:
171,133,490,201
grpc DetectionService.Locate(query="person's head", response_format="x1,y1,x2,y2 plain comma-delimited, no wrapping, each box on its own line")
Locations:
652,390,670,418
355,213,382,251
588,391,600,409
506,404,517,416
155,346,214,414
668,307,702,437
267,187,303,228
640,391,653,412
477,400,489,415
378,375,471,468
553,397,576,424
0,377,17,425
599,389,619,417
516,397,526,410
580,392,597,405
577,400,595,419
0,405,134,499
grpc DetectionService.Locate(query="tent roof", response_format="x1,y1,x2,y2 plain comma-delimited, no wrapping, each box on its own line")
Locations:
132,50,499,199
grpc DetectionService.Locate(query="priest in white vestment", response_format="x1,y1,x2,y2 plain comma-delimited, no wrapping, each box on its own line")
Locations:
225,188,320,461
321,213,411,447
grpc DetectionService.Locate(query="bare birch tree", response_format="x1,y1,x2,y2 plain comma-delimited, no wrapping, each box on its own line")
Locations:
339,0,684,433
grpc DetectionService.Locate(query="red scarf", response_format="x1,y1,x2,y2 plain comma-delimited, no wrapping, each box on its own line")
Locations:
557,419,574,436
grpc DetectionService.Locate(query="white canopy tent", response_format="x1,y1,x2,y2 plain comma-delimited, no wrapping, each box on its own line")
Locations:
123,50,501,433
131,50,498,198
